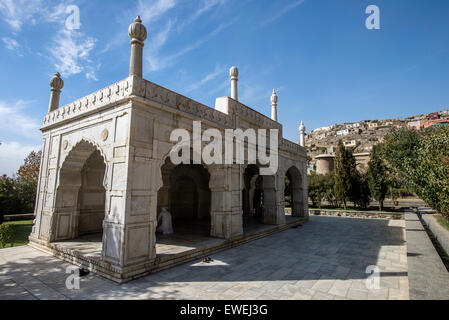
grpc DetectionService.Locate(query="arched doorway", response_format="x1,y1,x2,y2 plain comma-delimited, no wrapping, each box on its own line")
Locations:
53,140,106,241
285,166,304,217
157,158,211,236
242,165,263,227
78,150,106,235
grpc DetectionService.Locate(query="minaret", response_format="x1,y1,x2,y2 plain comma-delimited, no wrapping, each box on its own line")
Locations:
128,16,147,78
299,121,306,147
229,66,238,101
48,72,64,113
271,89,278,121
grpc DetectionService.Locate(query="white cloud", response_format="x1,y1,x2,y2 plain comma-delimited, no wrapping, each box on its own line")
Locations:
98,0,176,56
206,79,228,98
185,65,225,93
0,100,41,175
172,21,232,58
137,0,176,24
45,2,69,23
146,20,234,72
100,0,231,72
0,0,98,78
50,28,97,77
2,37,19,51
0,100,41,139
85,69,98,81
146,20,173,72
0,0,44,31
45,2,98,78
176,0,226,31
260,0,305,27
0,142,41,176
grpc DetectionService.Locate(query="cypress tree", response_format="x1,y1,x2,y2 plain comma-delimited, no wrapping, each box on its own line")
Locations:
334,140,352,209
368,145,389,211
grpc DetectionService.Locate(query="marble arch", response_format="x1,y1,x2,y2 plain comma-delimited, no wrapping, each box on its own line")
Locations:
52,140,107,242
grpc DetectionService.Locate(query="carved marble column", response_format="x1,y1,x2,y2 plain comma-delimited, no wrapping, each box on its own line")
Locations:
262,175,278,225
271,89,278,122
229,66,238,101
299,121,306,147
48,73,64,113
128,16,147,78
209,164,243,239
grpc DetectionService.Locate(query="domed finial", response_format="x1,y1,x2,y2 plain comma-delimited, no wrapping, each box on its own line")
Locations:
299,121,305,131
229,66,239,100
50,72,64,90
229,66,239,78
271,88,278,104
128,15,147,44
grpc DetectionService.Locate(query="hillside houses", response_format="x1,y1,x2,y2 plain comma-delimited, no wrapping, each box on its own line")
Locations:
304,108,449,174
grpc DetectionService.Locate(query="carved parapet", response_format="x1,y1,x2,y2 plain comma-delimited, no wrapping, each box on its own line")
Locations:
42,77,137,129
236,100,282,131
141,79,234,127
280,138,307,157
41,75,285,135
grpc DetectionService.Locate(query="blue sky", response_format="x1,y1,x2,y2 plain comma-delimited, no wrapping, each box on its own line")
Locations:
1,0,449,175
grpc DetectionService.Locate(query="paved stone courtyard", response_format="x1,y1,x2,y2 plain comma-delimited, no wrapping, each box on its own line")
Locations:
0,216,409,300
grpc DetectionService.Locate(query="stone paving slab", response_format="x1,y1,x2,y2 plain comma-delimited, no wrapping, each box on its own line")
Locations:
0,216,409,300
405,211,449,300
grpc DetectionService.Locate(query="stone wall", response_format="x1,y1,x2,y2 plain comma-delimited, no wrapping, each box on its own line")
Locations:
309,208,403,220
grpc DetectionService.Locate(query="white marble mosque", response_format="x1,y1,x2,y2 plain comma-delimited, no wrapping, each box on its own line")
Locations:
28,17,309,282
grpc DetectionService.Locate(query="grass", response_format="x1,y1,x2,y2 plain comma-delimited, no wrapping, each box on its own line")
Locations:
435,215,449,232
1,220,33,248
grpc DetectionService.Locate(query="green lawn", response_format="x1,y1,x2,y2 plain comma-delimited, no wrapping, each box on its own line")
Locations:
435,215,449,232
1,220,33,248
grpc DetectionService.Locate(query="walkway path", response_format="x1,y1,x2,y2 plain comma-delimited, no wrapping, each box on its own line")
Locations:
405,210,449,300
0,216,409,300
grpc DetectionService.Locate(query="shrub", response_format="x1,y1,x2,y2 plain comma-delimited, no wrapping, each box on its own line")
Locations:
0,224,14,248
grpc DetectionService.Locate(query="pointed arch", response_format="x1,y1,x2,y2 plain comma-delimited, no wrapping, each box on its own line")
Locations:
52,139,107,241
285,165,304,217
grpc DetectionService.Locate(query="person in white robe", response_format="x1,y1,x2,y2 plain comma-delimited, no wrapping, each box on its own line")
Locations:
157,207,174,235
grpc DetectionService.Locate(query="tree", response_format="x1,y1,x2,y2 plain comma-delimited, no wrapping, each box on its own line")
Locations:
308,172,336,208
308,172,321,207
322,173,337,206
17,150,41,187
334,140,357,209
0,150,41,222
379,128,420,187
368,145,389,210
17,150,41,213
409,126,449,218
351,172,371,209
381,126,449,219
0,175,26,223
